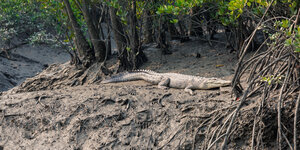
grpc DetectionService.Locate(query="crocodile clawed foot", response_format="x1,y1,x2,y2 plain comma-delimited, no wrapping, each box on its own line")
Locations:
190,91,195,95
184,88,194,95
158,85,169,90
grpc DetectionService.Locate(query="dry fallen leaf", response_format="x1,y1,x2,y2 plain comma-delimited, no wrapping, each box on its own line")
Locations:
216,64,224,67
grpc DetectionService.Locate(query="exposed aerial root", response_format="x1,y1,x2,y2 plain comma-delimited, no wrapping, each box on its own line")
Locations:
207,6,300,150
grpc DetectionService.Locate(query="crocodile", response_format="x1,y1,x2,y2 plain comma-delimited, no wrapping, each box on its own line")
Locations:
101,70,231,95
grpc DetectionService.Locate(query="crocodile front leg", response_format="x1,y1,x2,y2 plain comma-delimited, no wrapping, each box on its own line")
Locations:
157,78,170,89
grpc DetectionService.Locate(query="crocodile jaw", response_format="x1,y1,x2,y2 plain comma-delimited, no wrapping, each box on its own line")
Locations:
198,79,231,89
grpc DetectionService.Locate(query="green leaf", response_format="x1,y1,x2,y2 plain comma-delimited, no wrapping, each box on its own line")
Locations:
281,20,289,28
126,47,131,52
170,19,178,24
284,39,292,46
238,8,243,14
156,6,164,14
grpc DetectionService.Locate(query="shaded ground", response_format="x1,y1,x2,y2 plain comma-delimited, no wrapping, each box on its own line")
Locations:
0,44,70,91
0,35,262,149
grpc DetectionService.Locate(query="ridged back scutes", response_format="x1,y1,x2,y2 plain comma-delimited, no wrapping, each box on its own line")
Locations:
132,70,213,80
105,69,225,82
132,69,158,75
162,72,203,79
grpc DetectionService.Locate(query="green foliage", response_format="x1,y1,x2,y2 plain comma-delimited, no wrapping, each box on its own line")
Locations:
28,30,62,48
153,0,299,55
261,75,283,85
155,0,298,26
105,0,128,24
156,0,199,23
270,19,300,53
284,26,300,53
170,19,179,24
136,1,146,19
216,0,269,26
0,0,64,46
156,0,198,16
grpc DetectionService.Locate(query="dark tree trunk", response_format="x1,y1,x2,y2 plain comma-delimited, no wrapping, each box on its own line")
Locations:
63,0,94,67
143,10,153,44
129,0,147,69
157,15,171,55
106,13,112,59
109,2,146,70
189,7,203,36
109,7,127,54
167,21,180,38
109,7,131,70
129,0,139,50
178,20,186,36
81,0,106,61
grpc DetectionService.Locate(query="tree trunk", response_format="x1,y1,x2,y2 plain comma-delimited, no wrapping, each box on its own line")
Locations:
129,0,138,69
129,0,139,51
109,7,127,55
81,0,106,61
189,7,203,36
109,6,132,70
106,13,112,59
178,19,187,36
63,0,93,67
167,21,180,38
129,0,147,69
157,15,171,55
143,10,153,44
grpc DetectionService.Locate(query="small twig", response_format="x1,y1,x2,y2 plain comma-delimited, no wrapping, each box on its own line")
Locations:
192,117,212,150
159,126,184,149
181,104,237,120
277,57,291,149
282,131,293,150
4,113,22,117
205,113,227,148
256,129,263,149
251,84,268,150
238,50,272,79
207,125,221,148
207,133,226,150
247,84,264,98
202,113,220,150
37,96,46,108
293,8,300,31
294,93,300,150
216,110,235,138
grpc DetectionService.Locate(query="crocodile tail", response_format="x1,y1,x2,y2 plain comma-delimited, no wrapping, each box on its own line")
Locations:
101,72,146,84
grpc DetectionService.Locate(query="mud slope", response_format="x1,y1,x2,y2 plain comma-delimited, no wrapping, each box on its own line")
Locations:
0,83,238,149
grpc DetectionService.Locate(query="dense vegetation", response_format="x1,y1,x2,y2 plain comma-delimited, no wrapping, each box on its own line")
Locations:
0,0,299,149
1,0,298,68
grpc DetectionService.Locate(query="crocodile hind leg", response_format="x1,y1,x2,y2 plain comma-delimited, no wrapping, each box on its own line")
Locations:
158,78,170,89
184,85,194,95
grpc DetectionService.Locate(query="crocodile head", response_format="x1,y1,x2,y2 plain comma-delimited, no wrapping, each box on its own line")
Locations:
196,78,231,89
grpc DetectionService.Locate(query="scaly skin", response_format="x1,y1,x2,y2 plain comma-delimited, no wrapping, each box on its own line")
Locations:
101,70,231,95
